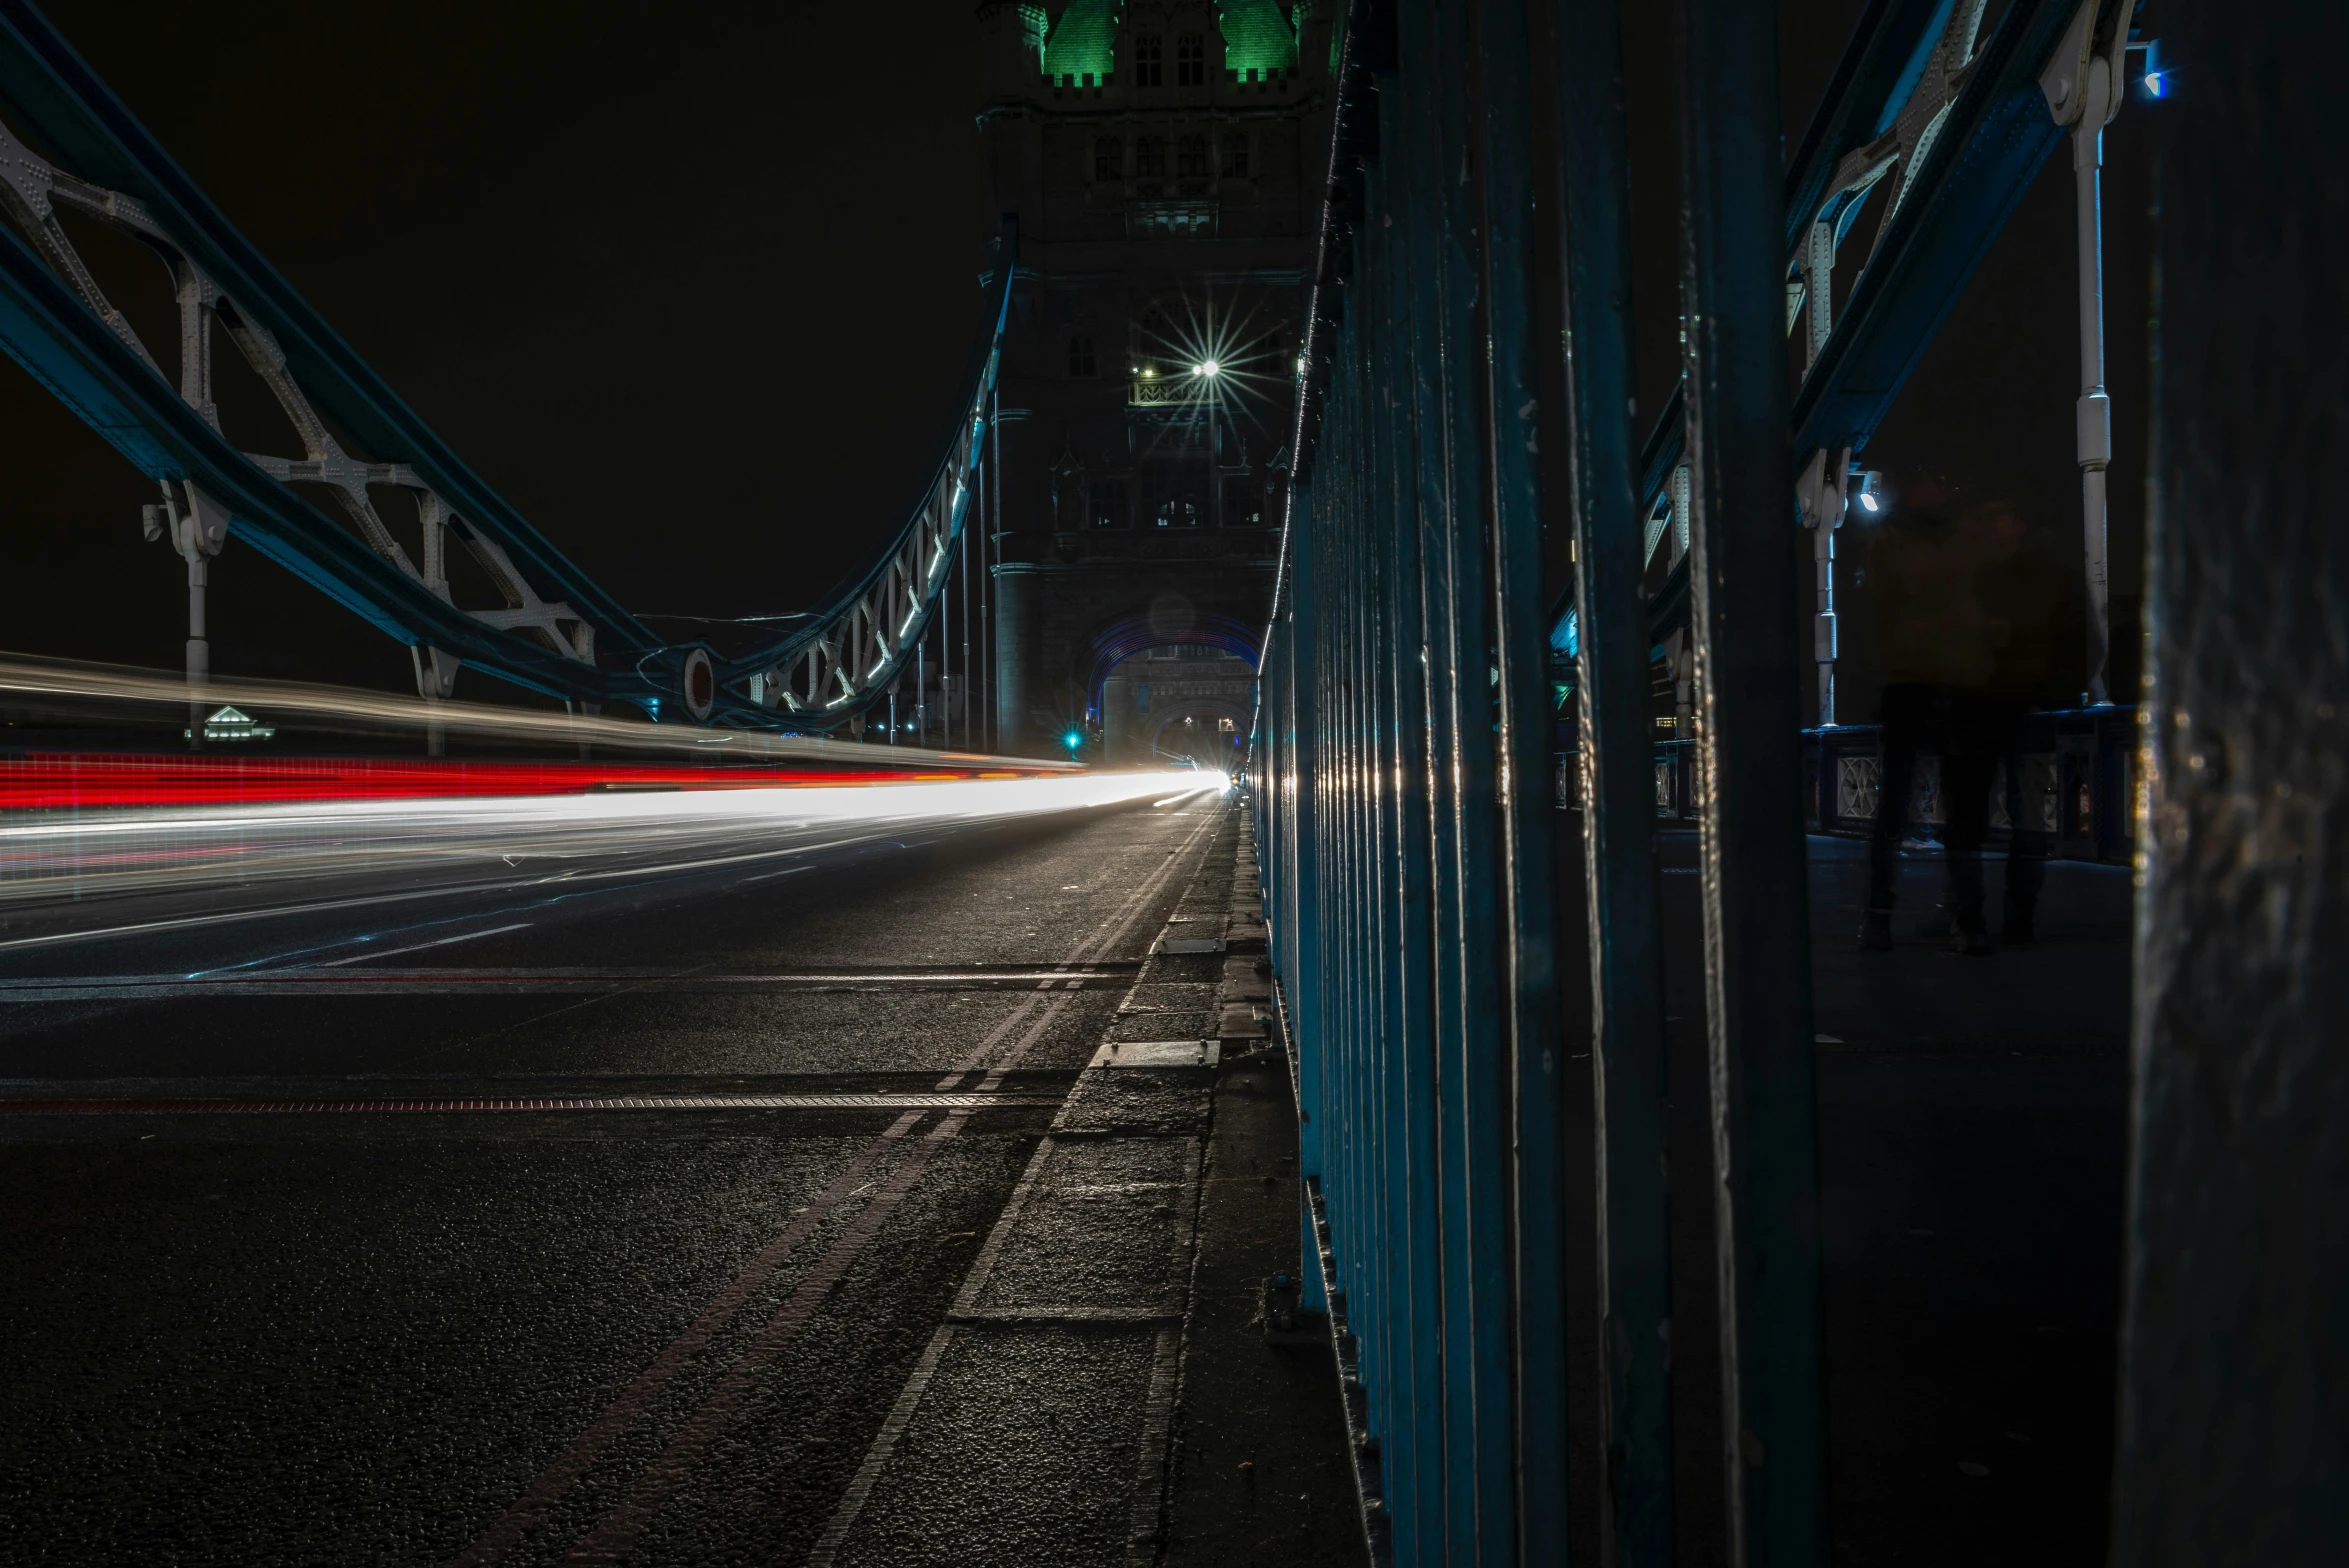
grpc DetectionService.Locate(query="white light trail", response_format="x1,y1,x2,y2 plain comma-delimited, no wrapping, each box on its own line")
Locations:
0,770,1227,913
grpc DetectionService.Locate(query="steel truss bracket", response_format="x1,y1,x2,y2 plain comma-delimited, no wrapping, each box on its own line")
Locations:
2040,0,2129,129
1785,0,1995,370
148,477,229,564
412,645,460,700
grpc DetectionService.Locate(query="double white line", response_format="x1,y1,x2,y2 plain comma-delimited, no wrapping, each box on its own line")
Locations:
453,806,1223,1567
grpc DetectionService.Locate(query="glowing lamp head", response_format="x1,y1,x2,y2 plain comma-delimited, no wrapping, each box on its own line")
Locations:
1848,468,1886,518
1063,729,1083,751
1195,360,1220,379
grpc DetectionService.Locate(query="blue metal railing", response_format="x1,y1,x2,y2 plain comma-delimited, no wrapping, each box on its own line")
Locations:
1255,5,1567,1561
1251,1,2110,1563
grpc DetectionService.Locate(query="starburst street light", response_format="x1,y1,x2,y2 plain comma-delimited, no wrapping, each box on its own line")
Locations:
1126,293,1290,431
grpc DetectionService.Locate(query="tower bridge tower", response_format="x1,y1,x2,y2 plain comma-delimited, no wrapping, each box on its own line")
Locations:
973,1,1335,761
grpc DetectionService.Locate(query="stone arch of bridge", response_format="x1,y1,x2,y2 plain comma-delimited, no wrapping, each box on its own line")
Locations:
1079,609,1261,721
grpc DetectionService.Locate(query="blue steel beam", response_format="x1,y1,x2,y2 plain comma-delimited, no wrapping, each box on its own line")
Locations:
1546,0,2083,653
0,2,660,676
0,1,1009,726
0,213,626,702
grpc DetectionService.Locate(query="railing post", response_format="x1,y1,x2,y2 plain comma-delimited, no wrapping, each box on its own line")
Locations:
1361,117,1451,1554
1419,1,1518,1556
1552,0,1677,1560
986,381,1001,753
1285,488,1328,1318
1469,0,1571,1557
2115,5,2349,1554
1677,0,1827,1562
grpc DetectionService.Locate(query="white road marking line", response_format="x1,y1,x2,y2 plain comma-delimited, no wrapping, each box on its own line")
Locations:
465,803,1225,1564
0,834,888,955
314,923,532,967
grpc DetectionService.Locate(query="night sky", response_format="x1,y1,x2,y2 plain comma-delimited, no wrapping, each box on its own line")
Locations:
0,1,2148,714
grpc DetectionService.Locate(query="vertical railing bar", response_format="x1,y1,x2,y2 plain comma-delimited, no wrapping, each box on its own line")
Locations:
1290,483,1328,1321
1364,155,1433,1558
1678,0,1829,1562
1429,0,1520,1556
1385,5,1480,1549
1551,0,1679,1559
1469,2,1572,1558
1373,103,1446,1559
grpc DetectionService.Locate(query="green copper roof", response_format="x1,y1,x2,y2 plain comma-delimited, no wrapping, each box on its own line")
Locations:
1220,0,1299,76
1042,0,1119,80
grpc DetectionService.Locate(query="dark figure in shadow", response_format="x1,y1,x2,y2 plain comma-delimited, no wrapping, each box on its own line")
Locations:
1977,502,2077,945
1861,477,2002,953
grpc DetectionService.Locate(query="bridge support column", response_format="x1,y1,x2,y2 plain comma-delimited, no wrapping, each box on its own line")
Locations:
156,480,230,749
993,566,1032,757
2114,5,2349,1557
184,553,208,748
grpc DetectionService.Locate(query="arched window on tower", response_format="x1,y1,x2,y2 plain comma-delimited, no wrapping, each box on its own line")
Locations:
1222,477,1262,528
1135,304,1172,374
1134,34,1163,87
1094,137,1122,181
1176,34,1205,86
1135,137,1165,178
1220,135,1250,179
1068,335,1097,377
1090,479,1127,528
1177,135,1207,178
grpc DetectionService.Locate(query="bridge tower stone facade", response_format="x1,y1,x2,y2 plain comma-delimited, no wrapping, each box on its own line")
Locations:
973,1,1334,762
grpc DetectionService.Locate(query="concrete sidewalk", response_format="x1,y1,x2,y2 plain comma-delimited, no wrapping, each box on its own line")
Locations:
800,803,1364,1568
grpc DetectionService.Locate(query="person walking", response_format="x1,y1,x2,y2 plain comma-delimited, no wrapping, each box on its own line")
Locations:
1859,475,2003,953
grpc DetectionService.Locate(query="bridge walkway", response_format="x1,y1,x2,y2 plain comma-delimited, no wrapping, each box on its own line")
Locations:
1542,829,2132,1565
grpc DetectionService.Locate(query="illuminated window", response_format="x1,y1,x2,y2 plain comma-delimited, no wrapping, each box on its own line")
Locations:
1176,34,1205,86
1068,335,1097,377
1135,136,1165,177
1141,462,1206,527
1094,137,1122,180
1134,34,1163,87
1177,135,1208,178
1220,136,1249,178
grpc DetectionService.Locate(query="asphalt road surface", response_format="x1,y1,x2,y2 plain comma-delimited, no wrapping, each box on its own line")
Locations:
0,789,1248,1566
